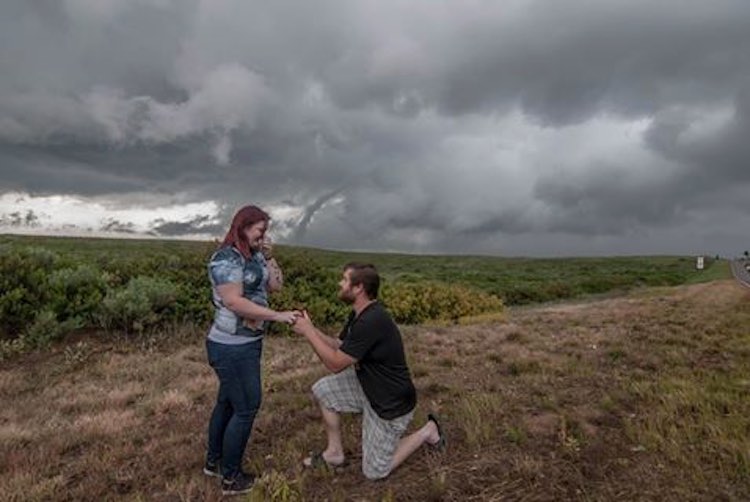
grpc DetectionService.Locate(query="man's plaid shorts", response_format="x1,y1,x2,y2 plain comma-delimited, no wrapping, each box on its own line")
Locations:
312,367,414,479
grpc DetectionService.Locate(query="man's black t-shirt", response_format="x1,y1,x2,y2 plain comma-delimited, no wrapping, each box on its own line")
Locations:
339,301,416,420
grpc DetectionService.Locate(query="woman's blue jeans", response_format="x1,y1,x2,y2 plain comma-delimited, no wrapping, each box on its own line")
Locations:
205,338,263,479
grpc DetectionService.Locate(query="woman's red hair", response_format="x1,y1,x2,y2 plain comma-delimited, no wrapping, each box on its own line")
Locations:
221,205,270,258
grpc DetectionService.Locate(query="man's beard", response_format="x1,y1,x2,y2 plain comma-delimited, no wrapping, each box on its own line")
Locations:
338,289,355,304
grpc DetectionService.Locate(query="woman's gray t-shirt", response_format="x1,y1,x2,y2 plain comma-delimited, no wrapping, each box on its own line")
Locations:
207,246,269,345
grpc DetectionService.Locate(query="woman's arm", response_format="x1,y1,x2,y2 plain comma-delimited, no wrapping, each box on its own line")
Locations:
216,282,296,324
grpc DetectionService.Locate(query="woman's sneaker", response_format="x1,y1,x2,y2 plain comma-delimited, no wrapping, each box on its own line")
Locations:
203,460,222,478
221,471,255,496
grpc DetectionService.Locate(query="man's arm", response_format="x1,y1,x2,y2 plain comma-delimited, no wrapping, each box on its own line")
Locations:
317,330,343,350
292,312,355,373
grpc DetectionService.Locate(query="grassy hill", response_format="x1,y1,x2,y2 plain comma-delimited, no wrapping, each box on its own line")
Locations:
0,235,746,500
1,279,748,500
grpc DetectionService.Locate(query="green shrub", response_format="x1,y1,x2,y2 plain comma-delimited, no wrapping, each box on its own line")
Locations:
173,282,213,325
0,246,60,337
0,337,27,360
97,276,177,333
47,265,110,323
22,308,70,349
382,282,504,324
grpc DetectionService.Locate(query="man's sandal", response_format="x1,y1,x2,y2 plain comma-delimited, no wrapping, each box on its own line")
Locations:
427,413,447,452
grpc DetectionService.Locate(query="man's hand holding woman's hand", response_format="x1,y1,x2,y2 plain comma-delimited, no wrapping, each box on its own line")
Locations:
274,310,301,325
271,308,315,331
291,309,314,335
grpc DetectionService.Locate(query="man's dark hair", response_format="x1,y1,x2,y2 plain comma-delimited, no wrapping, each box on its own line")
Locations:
344,262,380,299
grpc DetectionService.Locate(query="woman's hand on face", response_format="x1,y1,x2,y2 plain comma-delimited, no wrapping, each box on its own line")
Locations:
261,238,274,259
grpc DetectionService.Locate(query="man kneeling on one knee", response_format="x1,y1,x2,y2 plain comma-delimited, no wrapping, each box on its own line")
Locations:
291,262,445,480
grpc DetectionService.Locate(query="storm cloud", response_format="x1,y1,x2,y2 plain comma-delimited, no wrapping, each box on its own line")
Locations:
2,0,750,256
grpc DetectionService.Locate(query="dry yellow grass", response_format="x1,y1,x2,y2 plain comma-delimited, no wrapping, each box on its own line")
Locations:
1,279,749,500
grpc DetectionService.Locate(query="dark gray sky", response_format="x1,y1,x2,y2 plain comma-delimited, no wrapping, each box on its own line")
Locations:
2,0,750,256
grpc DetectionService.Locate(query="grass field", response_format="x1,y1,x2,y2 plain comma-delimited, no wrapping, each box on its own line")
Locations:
2,277,749,500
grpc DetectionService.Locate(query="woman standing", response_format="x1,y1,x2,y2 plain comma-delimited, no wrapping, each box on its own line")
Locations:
203,205,298,496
